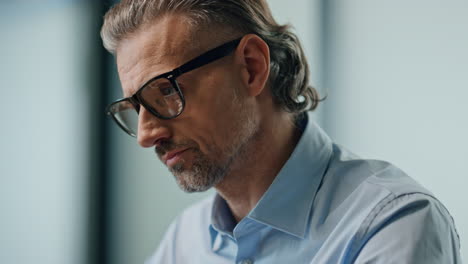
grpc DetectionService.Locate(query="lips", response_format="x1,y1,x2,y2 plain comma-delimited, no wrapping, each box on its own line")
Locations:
162,148,190,166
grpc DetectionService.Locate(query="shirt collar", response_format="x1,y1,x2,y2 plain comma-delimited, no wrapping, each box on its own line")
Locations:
210,112,333,241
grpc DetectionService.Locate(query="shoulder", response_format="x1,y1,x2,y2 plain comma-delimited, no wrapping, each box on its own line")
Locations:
323,143,453,224
325,143,435,197
319,144,461,262
317,144,433,218
312,144,462,262
145,194,216,264
349,192,461,263
177,194,216,231
159,194,215,237
165,194,216,240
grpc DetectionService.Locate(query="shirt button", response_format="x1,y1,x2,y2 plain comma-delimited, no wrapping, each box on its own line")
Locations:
239,259,253,264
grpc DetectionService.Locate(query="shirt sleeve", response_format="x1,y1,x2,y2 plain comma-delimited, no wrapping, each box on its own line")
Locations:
352,193,462,264
144,218,179,264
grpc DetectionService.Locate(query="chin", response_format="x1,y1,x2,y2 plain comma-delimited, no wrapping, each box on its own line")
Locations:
168,149,230,192
172,167,227,193
174,173,214,193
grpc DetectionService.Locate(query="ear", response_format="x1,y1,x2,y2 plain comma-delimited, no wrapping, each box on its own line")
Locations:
236,34,270,97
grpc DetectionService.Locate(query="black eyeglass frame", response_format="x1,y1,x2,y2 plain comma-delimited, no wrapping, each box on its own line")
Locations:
106,37,243,136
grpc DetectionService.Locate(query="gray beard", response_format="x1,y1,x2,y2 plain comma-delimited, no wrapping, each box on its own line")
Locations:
170,113,258,193
170,127,257,193
170,147,229,192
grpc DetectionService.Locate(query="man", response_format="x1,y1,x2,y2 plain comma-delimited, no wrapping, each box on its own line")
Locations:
101,0,461,263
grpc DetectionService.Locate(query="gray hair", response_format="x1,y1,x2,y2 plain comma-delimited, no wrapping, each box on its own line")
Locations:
101,0,320,113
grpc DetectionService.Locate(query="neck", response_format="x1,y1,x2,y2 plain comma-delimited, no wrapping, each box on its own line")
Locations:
214,111,302,222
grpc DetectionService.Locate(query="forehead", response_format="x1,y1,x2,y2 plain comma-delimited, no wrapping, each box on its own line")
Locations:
115,14,202,93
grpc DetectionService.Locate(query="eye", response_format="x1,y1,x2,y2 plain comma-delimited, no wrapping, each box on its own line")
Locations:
160,86,176,96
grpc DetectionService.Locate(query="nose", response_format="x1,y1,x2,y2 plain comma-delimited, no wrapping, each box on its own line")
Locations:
137,107,171,148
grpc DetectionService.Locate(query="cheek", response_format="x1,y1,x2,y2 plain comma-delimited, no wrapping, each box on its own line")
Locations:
175,67,244,153
183,73,238,120
178,107,237,157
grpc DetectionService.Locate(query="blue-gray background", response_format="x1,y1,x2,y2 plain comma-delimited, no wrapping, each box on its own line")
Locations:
1,1,466,263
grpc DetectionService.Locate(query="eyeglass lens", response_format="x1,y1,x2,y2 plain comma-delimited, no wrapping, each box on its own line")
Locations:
110,77,184,136
140,77,183,118
110,100,139,136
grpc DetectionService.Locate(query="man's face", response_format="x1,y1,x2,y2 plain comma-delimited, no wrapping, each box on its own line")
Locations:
116,15,260,192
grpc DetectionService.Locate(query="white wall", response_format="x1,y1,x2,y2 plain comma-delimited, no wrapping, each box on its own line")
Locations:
322,0,468,260
0,2,91,264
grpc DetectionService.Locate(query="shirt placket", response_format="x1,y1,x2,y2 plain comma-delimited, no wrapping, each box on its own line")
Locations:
232,218,263,264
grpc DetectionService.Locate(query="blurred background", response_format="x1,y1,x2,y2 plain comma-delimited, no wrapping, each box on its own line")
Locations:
1,0,466,263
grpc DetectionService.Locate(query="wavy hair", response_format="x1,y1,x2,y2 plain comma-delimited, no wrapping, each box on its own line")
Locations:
101,0,321,113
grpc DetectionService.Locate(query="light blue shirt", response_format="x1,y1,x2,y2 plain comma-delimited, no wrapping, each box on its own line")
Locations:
146,113,461,264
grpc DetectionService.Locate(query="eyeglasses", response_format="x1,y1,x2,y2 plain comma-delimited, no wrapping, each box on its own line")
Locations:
106,37,242,137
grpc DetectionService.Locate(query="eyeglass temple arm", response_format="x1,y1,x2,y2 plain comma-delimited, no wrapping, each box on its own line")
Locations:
173,38,242,77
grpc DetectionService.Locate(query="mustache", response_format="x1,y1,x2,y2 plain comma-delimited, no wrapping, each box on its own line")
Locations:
154,139,197,157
